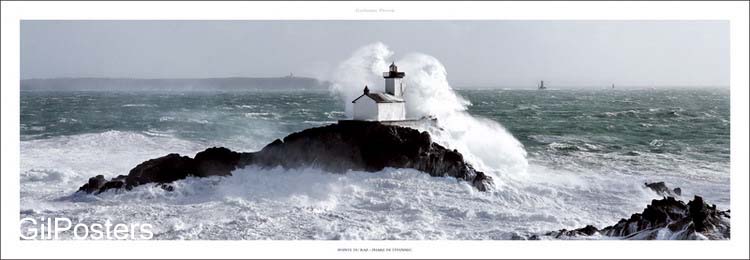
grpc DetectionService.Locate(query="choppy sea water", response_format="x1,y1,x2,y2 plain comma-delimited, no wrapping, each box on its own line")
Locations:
19,88,730,239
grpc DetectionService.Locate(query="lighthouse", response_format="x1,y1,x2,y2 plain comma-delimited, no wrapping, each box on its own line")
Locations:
351,62,407,121
384,62,405,96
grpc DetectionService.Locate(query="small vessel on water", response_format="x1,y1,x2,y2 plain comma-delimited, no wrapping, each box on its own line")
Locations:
538,80,547,90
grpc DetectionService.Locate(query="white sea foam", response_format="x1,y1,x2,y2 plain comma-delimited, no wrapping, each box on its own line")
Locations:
122,103,158,108
57,117,79,123
243,112,281,120
20,130,204,184
19,147,654,240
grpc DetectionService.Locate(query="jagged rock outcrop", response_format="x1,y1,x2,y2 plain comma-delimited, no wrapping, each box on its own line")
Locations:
645,181,682,197
78,121,492,194
549,225,599,238
546,196,730,240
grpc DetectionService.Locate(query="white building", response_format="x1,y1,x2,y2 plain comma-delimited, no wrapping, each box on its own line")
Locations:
351,63,407,121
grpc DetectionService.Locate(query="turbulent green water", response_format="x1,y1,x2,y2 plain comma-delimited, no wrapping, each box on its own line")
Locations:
20,91,342,149
466,88,730,182
19,88,731,239
21,88,731,164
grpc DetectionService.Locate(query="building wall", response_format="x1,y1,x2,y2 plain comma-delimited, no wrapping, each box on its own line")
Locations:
384,78,402,96
377,102,406,121
352,98,378,120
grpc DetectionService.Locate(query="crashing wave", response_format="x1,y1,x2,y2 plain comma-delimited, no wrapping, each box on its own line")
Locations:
327,42,528,177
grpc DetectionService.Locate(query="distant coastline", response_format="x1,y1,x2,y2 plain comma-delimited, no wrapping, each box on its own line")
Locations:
19,77,728,92
20,76,331,91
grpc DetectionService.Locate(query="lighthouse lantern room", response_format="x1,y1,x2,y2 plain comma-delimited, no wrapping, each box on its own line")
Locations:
351,63,407,121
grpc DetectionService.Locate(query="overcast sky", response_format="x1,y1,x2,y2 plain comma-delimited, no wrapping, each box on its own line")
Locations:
21,20,728,87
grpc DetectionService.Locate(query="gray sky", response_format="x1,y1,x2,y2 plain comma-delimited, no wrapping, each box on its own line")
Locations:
21,20,729,87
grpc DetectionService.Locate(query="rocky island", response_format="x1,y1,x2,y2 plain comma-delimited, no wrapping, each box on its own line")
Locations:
78,121,492,194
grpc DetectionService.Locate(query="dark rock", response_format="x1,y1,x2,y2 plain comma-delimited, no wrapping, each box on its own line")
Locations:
247,121,491,190
98,179,124,194
77,121,492,194
688,196,714,232
644,181,682,197
471,172,492,192
159,184,174,192
193,147,242,177
547,225,600,238
78,175,106,193
551,196,730,240
577,225,599,236
125,154,196,187
95,175,128,194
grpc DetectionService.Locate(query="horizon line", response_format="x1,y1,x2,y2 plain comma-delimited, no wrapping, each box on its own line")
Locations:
20,76,730,89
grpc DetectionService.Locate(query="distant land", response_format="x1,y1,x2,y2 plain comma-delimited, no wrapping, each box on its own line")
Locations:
20,76,331,91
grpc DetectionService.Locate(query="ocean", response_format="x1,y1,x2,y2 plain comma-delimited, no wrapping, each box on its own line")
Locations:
19,87,730,240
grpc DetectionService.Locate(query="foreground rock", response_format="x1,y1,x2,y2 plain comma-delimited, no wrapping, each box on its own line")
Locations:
546,196,730,240
78,121,492,194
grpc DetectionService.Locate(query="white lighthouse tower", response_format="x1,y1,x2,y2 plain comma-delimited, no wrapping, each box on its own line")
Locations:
351,62,407,121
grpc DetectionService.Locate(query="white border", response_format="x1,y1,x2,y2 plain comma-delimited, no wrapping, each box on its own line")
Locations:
2,1,748,259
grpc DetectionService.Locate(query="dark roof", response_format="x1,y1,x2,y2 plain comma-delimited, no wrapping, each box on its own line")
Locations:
352,92,405,103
